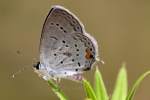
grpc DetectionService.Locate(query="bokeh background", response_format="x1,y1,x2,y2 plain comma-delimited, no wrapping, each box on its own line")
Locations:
0,0,150,100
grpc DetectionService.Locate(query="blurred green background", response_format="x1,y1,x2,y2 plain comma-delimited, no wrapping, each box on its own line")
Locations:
0,0,150,100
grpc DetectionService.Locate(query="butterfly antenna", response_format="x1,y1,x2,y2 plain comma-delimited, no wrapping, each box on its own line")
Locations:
11,66,28,79
95,56,105,67
11,57,39,79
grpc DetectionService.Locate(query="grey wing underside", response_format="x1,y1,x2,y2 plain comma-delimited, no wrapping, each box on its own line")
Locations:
37,6,99,81
41,6,84,35
39,6,86,71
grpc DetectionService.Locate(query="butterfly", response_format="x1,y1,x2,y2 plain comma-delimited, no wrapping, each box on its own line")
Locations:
33,5,99,81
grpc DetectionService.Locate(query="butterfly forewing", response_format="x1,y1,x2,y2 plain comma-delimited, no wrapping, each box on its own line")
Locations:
41,6,84,35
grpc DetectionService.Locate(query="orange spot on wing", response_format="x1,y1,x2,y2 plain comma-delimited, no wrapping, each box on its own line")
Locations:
85,48,93,60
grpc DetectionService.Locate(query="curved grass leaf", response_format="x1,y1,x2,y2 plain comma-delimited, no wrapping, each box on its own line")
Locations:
48,80,67,100
83,79,97,100
111,64,127,100
126,70,150,100
94,67,109,100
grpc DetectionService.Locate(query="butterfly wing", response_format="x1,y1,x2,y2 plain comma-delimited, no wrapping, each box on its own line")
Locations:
38,6,98,81
41,5,84,35
55,33,98,72
40,6,85,67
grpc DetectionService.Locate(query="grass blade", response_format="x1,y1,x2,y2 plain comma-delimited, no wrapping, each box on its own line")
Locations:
83,79,97,100
48,80,67,100
111,64,128,100
126,70,150,100
94,67,109,100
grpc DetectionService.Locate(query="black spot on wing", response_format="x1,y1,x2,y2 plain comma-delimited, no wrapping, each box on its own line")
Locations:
51,22,54,25
62,40,66,43
83,67,91,71
60,61,63,64
76,54,79,56
75,44,77,47
58,25,67,33
65,45,69,47
63,30,67,33
78,62,81,67
63,52,72,57
56,23,59,26
75,69,78,71
72,59,74,62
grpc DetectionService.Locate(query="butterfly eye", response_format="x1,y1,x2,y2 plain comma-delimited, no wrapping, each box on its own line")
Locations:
33,62,40,70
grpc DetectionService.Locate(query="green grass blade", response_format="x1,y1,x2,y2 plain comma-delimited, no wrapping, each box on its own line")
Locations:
111,64,128,100
94,67,109,100
126,70,150,100
48,80,67,100
83,79,97,100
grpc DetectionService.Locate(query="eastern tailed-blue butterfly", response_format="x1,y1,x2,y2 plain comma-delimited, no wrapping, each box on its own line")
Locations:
33,5,99,81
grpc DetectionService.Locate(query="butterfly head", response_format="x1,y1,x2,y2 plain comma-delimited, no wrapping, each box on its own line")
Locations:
33,62,40,70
